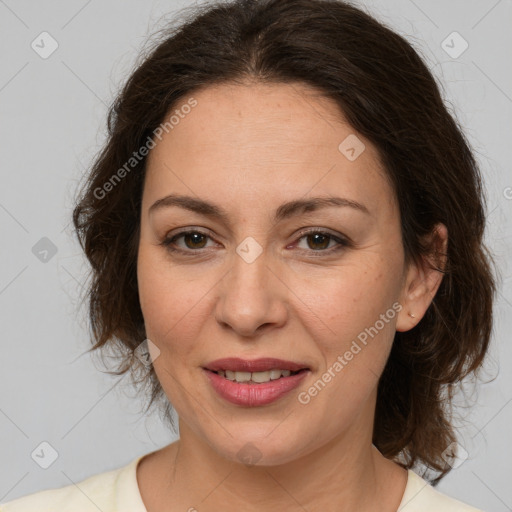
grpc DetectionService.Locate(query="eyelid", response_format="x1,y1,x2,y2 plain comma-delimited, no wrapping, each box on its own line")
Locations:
160,227,217,251
291,227,350,253
160,226,350,256
294,226,348,241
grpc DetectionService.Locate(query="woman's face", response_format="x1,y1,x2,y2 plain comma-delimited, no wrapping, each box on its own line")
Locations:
137,82,413,465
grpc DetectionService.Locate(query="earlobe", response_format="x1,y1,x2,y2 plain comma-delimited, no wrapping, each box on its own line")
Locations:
395,262,428,332
395,223,448,333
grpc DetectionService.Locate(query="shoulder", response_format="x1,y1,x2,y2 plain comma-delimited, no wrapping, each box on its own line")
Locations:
0,455,146,512
398,469,484,512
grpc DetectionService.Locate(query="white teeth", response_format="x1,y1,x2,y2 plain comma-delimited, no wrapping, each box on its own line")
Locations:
220,368,296,383
231,370,251,382
252,371,271,383
269,369,283,380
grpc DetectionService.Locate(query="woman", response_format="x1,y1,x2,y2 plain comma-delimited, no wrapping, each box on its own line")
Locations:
1,0,496,510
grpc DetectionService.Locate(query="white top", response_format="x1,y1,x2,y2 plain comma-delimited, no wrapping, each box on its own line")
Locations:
0,454,484,511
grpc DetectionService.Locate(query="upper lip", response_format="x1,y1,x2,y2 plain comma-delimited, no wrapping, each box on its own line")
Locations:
203,357,310,373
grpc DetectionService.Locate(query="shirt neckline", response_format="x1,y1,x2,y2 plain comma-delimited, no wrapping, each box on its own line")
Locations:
396,469,430,510
119,454,422,512
115,454,148,511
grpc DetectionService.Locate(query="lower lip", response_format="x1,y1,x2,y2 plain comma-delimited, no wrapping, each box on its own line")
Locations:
202,368,310,407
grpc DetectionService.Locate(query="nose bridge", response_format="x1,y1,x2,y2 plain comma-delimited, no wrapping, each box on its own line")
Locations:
228,237,272,308
216,237,286,335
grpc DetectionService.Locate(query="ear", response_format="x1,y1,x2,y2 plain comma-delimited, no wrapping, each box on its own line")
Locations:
395,223,448,332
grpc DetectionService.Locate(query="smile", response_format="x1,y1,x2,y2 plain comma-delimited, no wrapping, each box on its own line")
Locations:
202,367,310,407
212,368,303,383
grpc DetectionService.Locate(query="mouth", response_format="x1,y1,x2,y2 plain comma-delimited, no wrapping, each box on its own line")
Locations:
203,367,307,384
202,357,311,384
201,360,311,406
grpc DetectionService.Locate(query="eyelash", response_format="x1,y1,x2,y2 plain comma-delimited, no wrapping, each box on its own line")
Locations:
159,228,350,257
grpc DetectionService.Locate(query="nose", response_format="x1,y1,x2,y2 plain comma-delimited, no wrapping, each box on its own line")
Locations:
214,247,288,337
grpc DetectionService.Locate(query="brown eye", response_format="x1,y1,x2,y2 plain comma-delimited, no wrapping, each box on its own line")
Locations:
161,230,214,253
295,229,348,253
305,232,331,250
181,232,208,249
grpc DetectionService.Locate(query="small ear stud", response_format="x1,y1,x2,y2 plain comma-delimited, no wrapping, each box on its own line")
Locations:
408,312,416,318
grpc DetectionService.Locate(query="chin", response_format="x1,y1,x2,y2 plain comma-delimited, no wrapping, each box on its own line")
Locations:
209,430,310,467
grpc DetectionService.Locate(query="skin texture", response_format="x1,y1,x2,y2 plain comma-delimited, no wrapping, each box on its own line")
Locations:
135,81,448,512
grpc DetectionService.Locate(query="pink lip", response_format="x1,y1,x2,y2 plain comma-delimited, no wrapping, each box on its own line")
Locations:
202,367,310,407
204,357,309,373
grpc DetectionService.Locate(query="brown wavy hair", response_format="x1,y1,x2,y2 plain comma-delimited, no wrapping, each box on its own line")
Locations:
72,0,498,484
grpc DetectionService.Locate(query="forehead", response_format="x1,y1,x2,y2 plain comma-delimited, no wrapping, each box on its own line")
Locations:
144,81,396,219
154,81,359,154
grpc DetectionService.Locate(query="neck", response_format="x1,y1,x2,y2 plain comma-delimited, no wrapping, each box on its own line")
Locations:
142,406,408,512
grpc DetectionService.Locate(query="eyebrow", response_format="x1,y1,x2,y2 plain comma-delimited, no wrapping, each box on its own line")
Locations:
148,193,370,225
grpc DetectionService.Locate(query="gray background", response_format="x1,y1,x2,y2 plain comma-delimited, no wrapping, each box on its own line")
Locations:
0,0,511,510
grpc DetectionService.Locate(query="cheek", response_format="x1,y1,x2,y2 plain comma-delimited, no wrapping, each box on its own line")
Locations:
295,257,400,334
136,246,207,350
137,248,168,332
292,268,400,424
291,256,401,379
